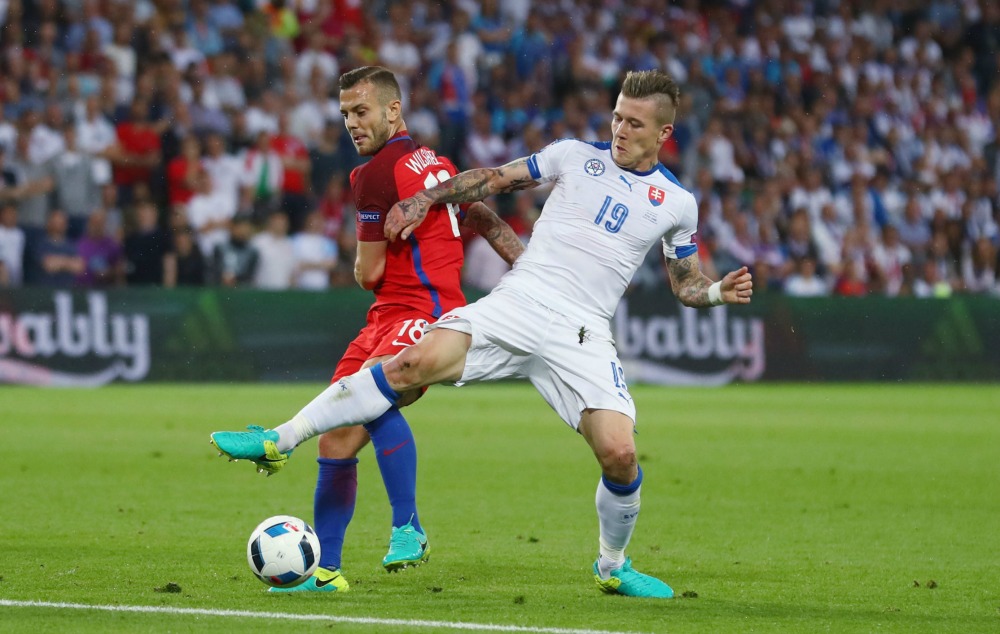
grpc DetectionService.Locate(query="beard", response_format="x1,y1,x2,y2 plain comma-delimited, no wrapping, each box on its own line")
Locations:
359,114,392,155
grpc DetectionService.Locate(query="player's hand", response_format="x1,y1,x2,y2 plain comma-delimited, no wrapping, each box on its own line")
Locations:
386,194,431,241
721,266,753,304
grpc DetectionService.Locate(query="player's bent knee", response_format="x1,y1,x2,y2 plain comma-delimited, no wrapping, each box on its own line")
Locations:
384,346,427,389
596,445,638,483
318,425,371,459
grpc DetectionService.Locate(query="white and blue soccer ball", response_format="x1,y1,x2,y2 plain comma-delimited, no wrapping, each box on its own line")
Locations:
246,515,321,588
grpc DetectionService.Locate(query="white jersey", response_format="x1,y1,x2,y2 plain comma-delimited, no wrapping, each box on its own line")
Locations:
495,139,698,328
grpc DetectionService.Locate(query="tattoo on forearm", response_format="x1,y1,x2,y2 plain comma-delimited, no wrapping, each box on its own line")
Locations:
426,158,538,204
465,204,525,265
482,220,524,265
668,257,713,307
426,169,496,204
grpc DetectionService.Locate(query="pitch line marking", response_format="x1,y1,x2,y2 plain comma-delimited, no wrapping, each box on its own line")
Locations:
0,599,647,634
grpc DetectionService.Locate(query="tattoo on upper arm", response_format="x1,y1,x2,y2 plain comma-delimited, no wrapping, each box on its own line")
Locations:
494,158,539,194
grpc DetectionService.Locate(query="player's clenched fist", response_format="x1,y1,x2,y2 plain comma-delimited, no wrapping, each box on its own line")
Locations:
721,266,753,304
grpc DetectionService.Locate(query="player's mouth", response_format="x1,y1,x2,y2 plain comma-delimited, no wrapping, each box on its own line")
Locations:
353,134,367,145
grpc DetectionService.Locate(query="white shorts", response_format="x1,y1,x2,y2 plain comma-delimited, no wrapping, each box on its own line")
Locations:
426,287,636,429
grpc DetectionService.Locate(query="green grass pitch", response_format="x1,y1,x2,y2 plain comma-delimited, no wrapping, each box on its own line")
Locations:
1,383,997,633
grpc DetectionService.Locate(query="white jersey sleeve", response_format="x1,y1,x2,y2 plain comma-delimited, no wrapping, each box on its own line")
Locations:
525,139,577,184
661,194,699,260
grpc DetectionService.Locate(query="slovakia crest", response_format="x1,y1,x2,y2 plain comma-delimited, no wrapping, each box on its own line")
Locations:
584,158,606,176
648,186,666,207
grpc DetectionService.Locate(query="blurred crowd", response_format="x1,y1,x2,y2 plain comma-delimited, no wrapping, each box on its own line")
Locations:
1,0,999,299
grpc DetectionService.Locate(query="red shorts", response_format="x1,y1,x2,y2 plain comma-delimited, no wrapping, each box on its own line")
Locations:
331,306,435,382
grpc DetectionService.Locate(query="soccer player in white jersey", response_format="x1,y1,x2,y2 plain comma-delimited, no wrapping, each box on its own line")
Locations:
212,70,753,598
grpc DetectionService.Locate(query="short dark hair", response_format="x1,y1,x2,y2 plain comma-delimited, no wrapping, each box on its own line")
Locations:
620,70,681,124
338,66,402,105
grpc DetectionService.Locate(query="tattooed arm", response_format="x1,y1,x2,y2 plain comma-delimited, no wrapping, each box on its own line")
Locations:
386,157,539,240
667,253,753,307
461,201,525,266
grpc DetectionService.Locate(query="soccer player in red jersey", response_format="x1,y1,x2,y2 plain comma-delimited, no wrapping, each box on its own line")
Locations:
265,66,524,593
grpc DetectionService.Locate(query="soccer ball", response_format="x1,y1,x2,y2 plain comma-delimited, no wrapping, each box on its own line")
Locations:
246,515,321,588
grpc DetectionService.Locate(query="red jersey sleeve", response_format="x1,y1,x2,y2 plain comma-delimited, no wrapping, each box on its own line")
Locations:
351,163,398,242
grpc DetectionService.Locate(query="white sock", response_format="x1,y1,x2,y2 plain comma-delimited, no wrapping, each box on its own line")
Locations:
595,474,641,579
272,366,398,452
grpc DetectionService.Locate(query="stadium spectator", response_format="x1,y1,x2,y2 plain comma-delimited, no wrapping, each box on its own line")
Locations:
163,225,207,287
961,236,998,294
29,104,67,166
914,258,953,299
110,99,163,203
76,209,123,288
832,259,869,298
7,132,54,241
251,211,295,290
295,29,338,97
239,130,283,223
76,95,117,160
185,171,231,256
167,135,205,207
104,23,138,104
897,197,933,254
0,106,16,155
291,211,338,291
871,225,912,296
204,51,248,113
0,202,25,287
472,0,512,69
124,201,171,286
784,256,829,297
212,213,258,287
51,124,105,237
427,40,473,164
187,0,225,58
201,132,242,219
315,176,357,284
309,122,359,197
271,113,313,232
31,209,84,287
464,109,507,169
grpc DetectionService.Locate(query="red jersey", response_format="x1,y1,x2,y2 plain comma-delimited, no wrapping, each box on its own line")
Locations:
270,134,309,194
351,132,466,318
166,157,200,205
114,122,161,186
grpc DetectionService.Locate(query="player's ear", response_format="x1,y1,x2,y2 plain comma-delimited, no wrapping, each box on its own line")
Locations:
386,99,402,123
659,123,674,145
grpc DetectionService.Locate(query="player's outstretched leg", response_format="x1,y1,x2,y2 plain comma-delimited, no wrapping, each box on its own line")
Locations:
209,365,401,473
592,468,673,598
365,408,430,571
210,425,291,475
